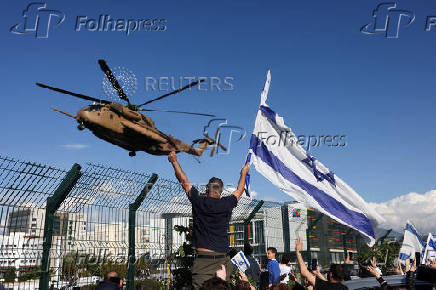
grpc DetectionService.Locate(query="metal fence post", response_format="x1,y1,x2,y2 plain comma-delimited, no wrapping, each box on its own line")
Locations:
40,164,82,290
281,204,290,253
243,200,264,244
127,174,158,290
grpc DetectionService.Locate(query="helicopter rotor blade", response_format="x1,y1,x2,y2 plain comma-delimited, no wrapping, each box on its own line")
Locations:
137,79,205,108
138,108,215,117
36,83,111,104
98,59,130,104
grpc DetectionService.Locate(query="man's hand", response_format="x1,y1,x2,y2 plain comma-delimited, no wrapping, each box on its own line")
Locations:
233,163,250,200
168,151,177,163
241,163,250,175
168,151,191,194
367,265,381,279
296,237,303,252
295,237,315,286
410,258,417,272
370,256,377,268
396,263,404,275
239,271,248,282
345,253,352,264
216,264,226,281
405,259,411,272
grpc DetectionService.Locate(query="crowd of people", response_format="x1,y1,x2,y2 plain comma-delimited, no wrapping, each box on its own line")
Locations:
195,244,436,290
167,151,436,289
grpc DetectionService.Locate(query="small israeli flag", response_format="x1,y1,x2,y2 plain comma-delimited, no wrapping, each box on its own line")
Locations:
398,221,425,262
423,232,436,263
231,251,251,273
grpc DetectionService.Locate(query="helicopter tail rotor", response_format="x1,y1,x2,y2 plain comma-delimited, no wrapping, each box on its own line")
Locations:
202,128,227,157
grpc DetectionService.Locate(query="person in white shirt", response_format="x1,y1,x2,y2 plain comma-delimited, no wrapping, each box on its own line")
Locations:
279,255,291,284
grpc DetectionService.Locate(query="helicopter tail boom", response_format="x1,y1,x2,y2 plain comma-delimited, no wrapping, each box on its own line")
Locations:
51,107,76,119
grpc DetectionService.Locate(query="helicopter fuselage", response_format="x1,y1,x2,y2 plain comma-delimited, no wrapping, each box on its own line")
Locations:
76,103,170,154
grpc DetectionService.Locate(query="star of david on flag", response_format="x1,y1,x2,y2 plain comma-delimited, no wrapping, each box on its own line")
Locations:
244,70,384,246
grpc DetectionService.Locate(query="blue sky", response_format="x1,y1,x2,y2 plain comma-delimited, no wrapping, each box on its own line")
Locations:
1,0,435,206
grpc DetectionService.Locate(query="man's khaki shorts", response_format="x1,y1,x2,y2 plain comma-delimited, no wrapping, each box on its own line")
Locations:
191,252,233,289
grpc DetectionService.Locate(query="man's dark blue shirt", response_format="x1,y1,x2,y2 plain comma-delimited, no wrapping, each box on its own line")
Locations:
188,186,237,253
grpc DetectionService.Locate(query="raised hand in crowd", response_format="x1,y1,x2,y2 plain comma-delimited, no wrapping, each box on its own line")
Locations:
411,258,417,272
238,271,256,290
216,264,226,281
405,258,417,273
313,265,327,281
367,265,382,279
344,253,352,264
396,263,404,275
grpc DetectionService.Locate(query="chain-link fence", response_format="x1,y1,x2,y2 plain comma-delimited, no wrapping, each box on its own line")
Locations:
0,156,294,290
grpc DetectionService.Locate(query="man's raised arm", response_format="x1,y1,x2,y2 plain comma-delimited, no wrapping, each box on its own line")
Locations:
233,164,250,200
295,237,316,286
168,151,192,195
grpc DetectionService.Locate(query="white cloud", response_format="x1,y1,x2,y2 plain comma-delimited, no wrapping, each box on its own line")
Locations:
225,186,258,198
369,190,436,234
60,144,89,150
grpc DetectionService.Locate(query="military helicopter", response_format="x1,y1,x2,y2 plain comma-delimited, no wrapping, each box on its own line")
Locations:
36,59,226,157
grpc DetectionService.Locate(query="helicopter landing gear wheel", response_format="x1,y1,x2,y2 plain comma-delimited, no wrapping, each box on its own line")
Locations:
129,151,136,157
77,123,85,130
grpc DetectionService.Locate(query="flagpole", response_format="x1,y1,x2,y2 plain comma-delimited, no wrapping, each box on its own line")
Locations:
423,233,431,264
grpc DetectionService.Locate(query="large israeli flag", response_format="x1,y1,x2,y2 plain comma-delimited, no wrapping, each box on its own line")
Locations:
398,221,425,262
245,71,383,246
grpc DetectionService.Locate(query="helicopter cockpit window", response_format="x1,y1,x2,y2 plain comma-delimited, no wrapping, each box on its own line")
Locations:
87,105,102,111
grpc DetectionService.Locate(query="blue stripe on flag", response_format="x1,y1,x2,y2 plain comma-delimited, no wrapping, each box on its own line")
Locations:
429,237,436,250
260,105,277,123
240,252,250,268
406,223,426,247
399,253,411,261
249,134,375,238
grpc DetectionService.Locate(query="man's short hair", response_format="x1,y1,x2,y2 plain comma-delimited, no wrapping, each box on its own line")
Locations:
329,264,345,281
237,280,252,290
281,254,290,265
207,177,223,194
104,271,119,281
267,247,277,255
243,243,253,256
200,277,232,290
270,284,292,290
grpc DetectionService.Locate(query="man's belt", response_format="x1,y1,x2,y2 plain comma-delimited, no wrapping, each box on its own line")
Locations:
196,254,226,259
